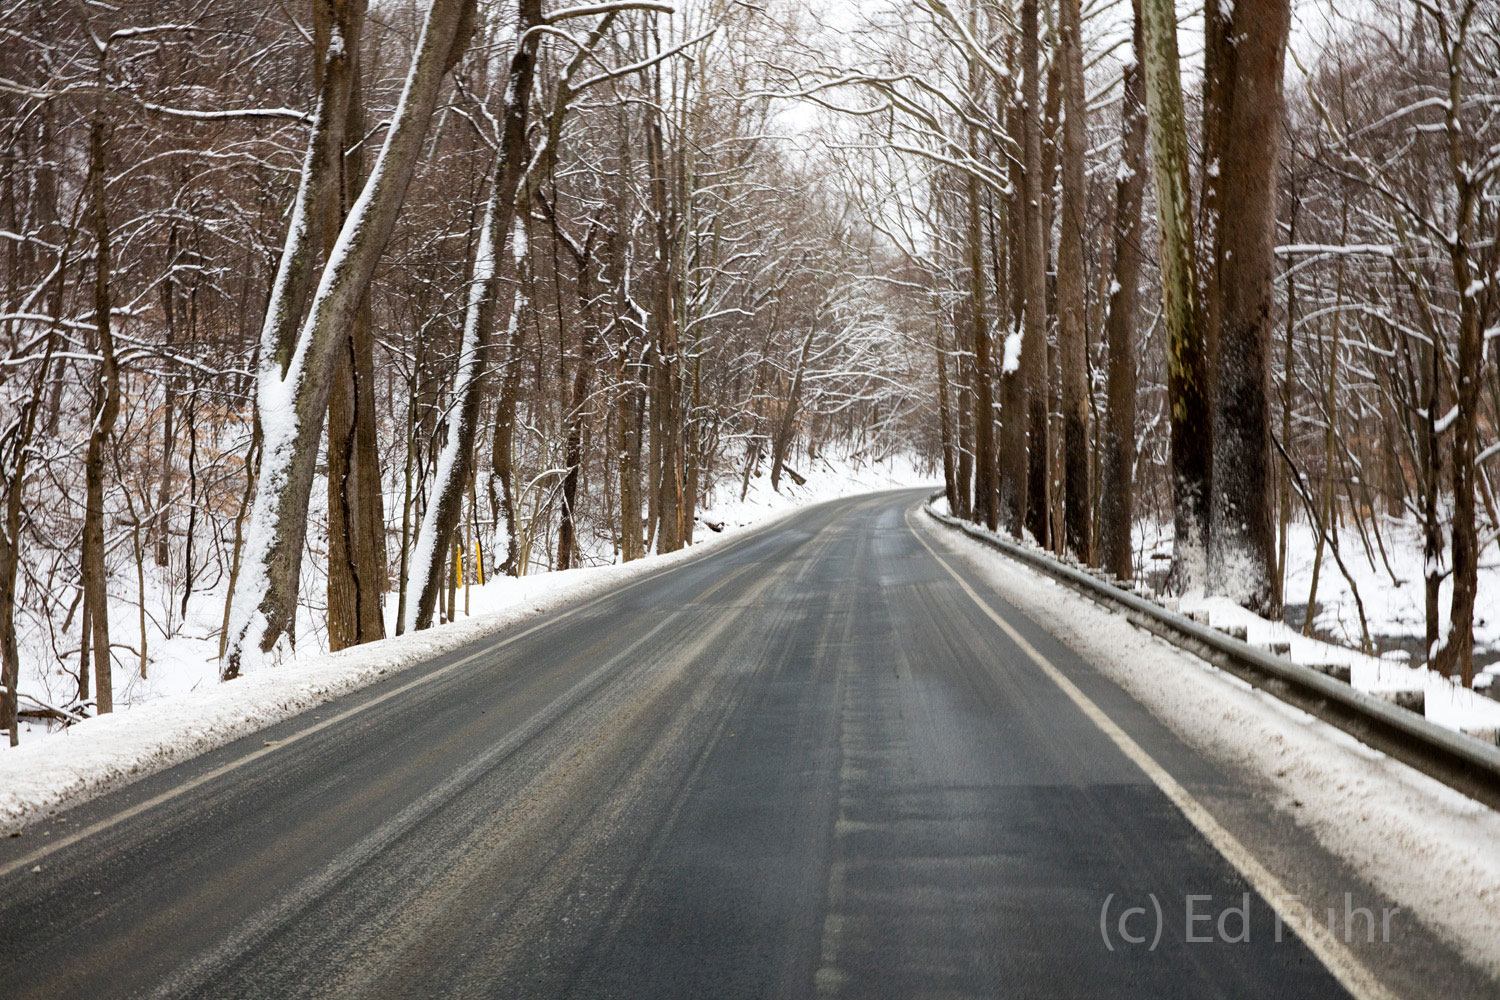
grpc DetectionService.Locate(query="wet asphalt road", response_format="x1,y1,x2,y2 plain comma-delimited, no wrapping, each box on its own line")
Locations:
0,489,1461,998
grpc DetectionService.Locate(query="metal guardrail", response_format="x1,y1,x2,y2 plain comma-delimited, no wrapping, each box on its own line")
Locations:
923,500,1500,812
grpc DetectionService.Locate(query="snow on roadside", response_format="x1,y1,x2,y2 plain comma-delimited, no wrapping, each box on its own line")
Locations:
0,536,695,836
927,520,1500,979
1137,517,1500,692
930,496,1500,742
0,455,934,835
1172,593,1500,740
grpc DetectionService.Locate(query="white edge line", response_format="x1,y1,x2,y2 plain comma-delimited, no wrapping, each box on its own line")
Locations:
907,508,1397,1000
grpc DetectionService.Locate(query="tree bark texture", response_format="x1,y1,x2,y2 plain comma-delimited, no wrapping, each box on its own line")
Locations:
1207,0,1289,614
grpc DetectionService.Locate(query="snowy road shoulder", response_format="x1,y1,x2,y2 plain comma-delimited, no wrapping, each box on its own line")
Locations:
0,543,687,836
924,521,1500,981
0,479,927,837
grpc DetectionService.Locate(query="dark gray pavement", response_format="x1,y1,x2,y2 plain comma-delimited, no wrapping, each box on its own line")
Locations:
0,490,1488,998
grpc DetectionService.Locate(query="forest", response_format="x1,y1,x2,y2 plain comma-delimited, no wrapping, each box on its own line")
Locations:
1,0,1497,742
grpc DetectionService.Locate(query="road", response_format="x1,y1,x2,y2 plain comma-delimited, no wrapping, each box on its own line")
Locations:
0,489,1466,998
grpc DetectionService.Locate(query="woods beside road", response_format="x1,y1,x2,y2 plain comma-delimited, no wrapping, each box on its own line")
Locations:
1,0,1498,776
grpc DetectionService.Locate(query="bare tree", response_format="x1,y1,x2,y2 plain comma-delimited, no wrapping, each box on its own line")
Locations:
223,0,476,676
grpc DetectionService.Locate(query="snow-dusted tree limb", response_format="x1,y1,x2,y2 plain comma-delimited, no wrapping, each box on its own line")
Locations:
139,102,312,123
542,1,673,24
222,0,478,678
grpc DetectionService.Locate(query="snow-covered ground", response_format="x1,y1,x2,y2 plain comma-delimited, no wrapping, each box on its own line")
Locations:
1166,592,1500,741
936,497,1500,741
927,520,1500,980
0,453,934,833
1136,518,1500,690
1134,516,1500,740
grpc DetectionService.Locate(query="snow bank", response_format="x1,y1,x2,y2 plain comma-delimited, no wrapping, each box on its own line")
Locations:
1,545,680,835
1136,517,1500,693
932,495,1500,742
1172,593,1500,740
928,523,1500,979
1,454,933,834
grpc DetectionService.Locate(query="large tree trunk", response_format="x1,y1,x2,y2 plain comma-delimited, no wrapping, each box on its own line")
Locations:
1019,0,1050,546
607,126,643,562
1442,292,1482,686
326,302,385,649
649,97,684,552
1140,0,1212,590
1199,0,1232,385
967,171,997,530
490,302,526,576
223,0,475,675
1098,0,1147,581
324,0,386,651
1206,0,1288,614
1057,0,1089,559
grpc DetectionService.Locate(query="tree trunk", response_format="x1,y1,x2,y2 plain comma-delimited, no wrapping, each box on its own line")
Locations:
1206,0,1288,614
648,97,684,553
491,302,526,575
1422,330,1444,665
223,0,476,675
772,326,817,493
1277,169,1299,600
1433,33,1486,686
0,302,61,743
154,226,178,568
954,298,974,521
81,83,121,714
618,351,644,561
1140,0,1212,589
964,34,997,530
1000,82,1026,534
936,318,958,514
557,260,597,570
1304,204,1349,635
1199,0,1233,387
1058,0,1090,559
1098,0,1147,581
1020,0,1050,545
405,96,532,628
412,2,627,617
325,1,386,651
